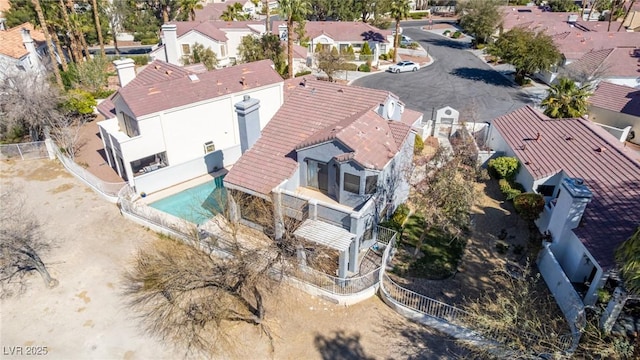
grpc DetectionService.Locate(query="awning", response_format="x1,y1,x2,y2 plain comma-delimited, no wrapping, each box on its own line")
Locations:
294,219,354,252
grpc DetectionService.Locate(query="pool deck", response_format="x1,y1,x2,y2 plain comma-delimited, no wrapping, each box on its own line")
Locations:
139,168,228,205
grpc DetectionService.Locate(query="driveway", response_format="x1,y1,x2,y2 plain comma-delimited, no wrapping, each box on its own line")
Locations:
353,27,545,123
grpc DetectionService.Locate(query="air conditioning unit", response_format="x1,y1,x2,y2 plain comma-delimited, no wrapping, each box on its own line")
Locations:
204,141,215,154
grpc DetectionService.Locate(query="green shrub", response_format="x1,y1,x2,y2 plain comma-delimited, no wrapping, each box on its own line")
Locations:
408,42,420,50
514,193,545,221
127,55,150,66
475,43,486,50
443,30,451,36
414,134,424,155
410,13,424,19
499,179,522,200
488,156,519,180
358,63,371,72
390,204,410,229
451,31,462,39
379,53,389,60
62,89,97,115
341,63,358,71
91,89,115,99
140,37,159,45
294,70,312,77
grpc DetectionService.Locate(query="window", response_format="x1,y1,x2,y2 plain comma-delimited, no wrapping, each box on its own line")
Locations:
343,173,360,194
181,44,190,55
537,184,555,197
365,175,378,194
121,112,140,137
307,160,328,193
204,141,215,154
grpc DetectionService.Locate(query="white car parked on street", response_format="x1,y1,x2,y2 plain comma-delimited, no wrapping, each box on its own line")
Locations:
387,61,420,73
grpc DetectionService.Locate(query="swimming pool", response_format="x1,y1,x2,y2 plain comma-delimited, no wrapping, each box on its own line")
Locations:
149,177,225,225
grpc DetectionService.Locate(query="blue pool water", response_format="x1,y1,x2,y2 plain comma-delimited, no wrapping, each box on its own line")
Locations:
149,177,225,225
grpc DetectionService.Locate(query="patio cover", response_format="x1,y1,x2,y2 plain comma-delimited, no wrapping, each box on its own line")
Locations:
294,219,354,252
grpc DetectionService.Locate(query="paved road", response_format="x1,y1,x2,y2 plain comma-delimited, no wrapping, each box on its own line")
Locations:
353,27,542,123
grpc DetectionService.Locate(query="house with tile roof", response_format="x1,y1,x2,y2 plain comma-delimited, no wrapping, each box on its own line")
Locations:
150,21,266,68
97,58,284,194
194,0,268,21
557,47,640,88
272,21,394,68
224,77,423,278
487,105,640,306
0,22,48,79
588,81,640,145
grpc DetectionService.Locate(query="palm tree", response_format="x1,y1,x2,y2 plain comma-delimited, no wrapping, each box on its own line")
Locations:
390,0,410,63
541,77,592,118
220,3,247,21
58,0,81,62
178,0,202,21
31,0,63,88
616,227,640,295
264,0,270,33
279,0,311,79
91,0,105,56
66,0,89,61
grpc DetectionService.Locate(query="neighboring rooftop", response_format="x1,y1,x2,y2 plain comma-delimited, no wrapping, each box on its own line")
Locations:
0,22,45,59
589,81,640,116
562,47,640,79
194,1,253,21
272,21,392,43
111,59,283,118
492,105,640,270
225,78,418,195
554,31,640,60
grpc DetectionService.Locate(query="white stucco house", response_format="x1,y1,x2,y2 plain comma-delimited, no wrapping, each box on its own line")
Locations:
588,81,640,146
97,58,284,195
487,105,640,307
272,21,394,68
0,22,48,80
224,77,424,278
150,21,266,68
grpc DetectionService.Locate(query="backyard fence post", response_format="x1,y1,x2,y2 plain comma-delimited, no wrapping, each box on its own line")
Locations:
45,139,56,160
17,144,24,160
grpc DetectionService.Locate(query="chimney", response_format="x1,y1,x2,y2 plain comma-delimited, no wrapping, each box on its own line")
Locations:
113,58,136,87
545,178,592,242
20,28,39,69
161,24,180,65
235,95,261,154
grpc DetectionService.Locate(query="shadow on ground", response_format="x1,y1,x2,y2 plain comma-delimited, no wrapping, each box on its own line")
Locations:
420,37,471,50
314,330,375,360
375,316,470,360
449,67,516,87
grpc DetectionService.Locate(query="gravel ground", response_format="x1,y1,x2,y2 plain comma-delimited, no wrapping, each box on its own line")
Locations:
0,158,468,360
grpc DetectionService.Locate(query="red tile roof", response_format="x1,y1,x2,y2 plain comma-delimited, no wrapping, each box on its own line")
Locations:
171,21,228,42
116,59,283,118
224,78,415,195
553,31,640,61
589,81,640,116
194,1,256,21
0,22,45,59
492,106,640,270
272,21,392,43
96,94,117,119
563,47,640,79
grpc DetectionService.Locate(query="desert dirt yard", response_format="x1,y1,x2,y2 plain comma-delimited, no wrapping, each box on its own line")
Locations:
0,158,467,360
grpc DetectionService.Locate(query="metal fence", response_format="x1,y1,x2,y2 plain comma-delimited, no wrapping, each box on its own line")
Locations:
292,265,381,295
0,141,49,160
377,226,575,354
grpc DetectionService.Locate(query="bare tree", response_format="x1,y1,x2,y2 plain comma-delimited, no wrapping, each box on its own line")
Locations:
123,188,293,357
315,47,345,82
0,187,58,297
0,72,89,158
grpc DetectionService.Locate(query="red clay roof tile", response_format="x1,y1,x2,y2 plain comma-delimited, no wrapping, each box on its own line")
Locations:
589,81,640,116
225,78,415,195
116,59,283,118
492,106,640,270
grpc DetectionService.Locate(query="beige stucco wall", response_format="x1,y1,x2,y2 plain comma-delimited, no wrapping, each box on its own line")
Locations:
589,106,640,145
